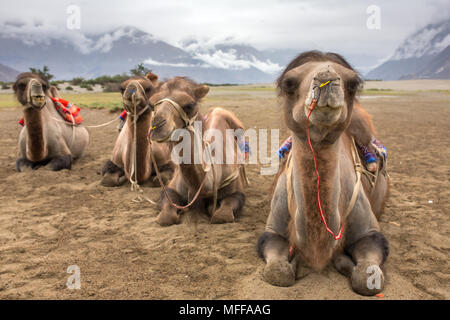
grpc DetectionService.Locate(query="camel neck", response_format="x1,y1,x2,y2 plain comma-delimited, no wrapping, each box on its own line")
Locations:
291,134,342,267
177,114,207,190
126,110,152,183
23,107,47,162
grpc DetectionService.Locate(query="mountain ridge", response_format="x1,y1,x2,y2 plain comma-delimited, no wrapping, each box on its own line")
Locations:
366,20,450,80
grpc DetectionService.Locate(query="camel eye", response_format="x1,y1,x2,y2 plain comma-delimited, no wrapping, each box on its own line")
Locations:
18,83,26,90
184,103,195,112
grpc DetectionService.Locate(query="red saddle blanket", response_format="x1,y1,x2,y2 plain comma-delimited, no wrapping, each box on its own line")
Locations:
19,97,83,126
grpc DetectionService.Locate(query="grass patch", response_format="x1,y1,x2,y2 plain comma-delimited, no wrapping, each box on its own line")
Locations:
211,85,276,92
0,92,123,111
0,94,18,108
429,90,450,95
361,89,408,96
62,93,123,111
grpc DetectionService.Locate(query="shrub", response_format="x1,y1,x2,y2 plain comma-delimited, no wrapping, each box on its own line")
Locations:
80,83,93,91
103,82,121,92
65,86,74,91
70,77,85,85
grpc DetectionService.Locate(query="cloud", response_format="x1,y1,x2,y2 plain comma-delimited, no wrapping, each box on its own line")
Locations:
0,0,448,67
193,50,282,74
144,58,198,68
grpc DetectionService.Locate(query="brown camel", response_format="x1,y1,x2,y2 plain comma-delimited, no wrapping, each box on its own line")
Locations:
257,51,389,296
101,73,173,187
149,77,246,226
14,73,89,171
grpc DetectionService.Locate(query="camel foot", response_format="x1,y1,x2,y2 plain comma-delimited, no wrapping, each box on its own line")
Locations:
101,160,126,186
262,258,296,287
351,261,385,296
101,172,127,187
211,207,235,224
16,158,33,172
157,209,179,226
48,155,72,171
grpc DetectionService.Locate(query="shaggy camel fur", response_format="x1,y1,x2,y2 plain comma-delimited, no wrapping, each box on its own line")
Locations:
101,73,173,187
149,77,246,226
257,51,389,296
14,73,89,171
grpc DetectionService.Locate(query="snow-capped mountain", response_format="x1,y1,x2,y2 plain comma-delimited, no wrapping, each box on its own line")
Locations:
0,25,296,83
366,20,450,80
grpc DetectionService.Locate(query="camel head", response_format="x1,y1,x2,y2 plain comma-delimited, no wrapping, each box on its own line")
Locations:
278,51,362,143
149,77,209,142
13,72,50,109
121,72,159,117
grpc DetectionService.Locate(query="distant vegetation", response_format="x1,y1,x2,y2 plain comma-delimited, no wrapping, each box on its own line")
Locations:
29,65,54,81
0,81,10,90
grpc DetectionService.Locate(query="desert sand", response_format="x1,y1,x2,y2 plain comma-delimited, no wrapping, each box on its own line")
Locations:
0,81,448,299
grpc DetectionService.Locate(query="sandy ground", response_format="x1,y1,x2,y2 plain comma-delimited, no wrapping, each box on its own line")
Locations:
0,82,449,300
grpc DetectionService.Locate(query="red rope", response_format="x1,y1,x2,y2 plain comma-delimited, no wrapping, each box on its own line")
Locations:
306,99,343,240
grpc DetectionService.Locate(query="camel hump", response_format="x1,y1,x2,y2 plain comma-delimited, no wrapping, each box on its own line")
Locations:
347,101,376,146
206,107,245,131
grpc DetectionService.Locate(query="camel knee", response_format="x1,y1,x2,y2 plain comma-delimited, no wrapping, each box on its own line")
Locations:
157,209,180,226
333,254,355,277
257,231,290,260
346,231,389,266
48,155,72,171
101,160,125,186
345,231,389,296
157,188,184,226
16,158,33,172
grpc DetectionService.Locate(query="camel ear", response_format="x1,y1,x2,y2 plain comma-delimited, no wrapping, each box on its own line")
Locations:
145,72,158,85
194,84,209,99
49,86,61,98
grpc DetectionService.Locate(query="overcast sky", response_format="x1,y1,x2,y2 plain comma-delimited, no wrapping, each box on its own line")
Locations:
1,0,449,64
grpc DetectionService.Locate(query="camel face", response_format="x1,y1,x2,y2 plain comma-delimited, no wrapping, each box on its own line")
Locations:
13,73,49,109
280,61,361,140
149,77,209,143
303,66,345,126
120,77,154,115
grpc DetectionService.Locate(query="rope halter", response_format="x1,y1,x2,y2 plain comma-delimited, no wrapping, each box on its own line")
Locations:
122,80,151,120
150,98,198,143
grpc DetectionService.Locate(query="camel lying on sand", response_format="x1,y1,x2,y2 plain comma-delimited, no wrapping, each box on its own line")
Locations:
148,77,246,226
14,72,89,171
101,73,173,187
257,51,389,296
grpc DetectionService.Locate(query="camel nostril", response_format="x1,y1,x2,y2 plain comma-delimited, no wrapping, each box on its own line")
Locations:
151,119,166,130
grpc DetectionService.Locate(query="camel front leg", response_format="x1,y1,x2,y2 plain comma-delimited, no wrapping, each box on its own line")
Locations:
257,173,296,287
158,187,185,226
210,192,245,224
157,174,188,226
48,154,72,171
345,231,389,296
101,160,127,187
257,231,296,287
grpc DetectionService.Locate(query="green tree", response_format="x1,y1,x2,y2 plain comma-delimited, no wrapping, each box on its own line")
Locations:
29,65,54,81
130,63,151,77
